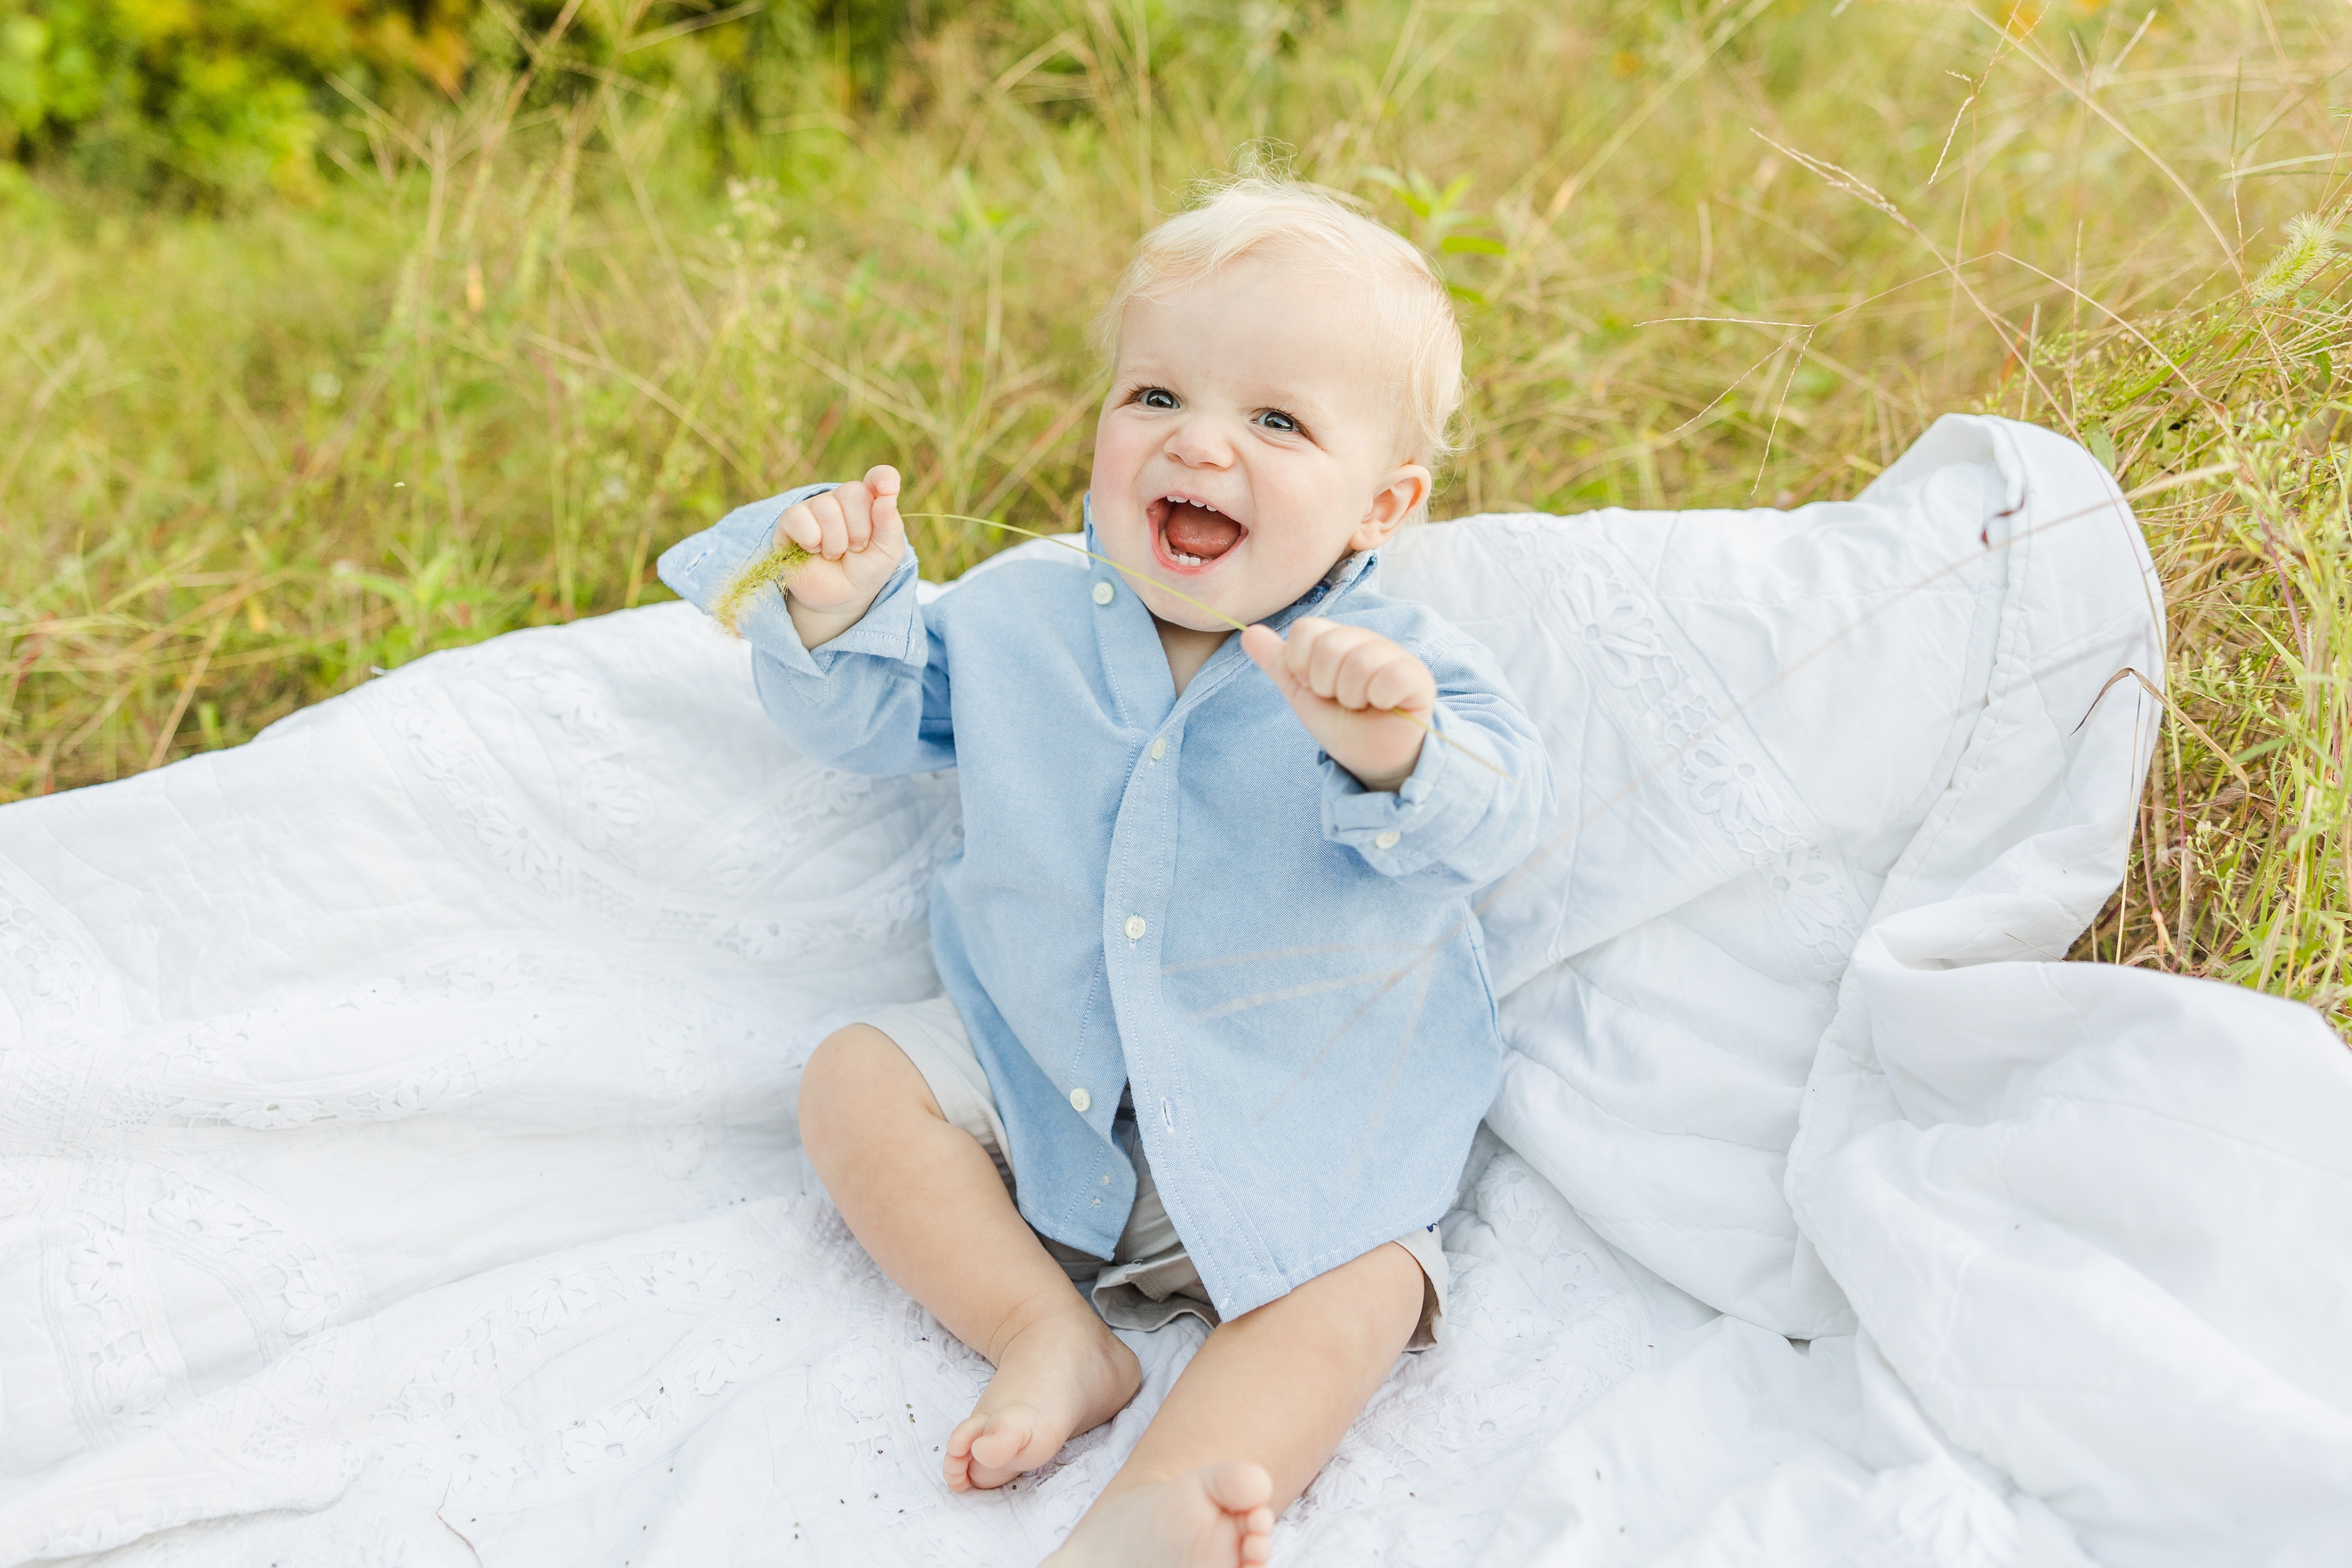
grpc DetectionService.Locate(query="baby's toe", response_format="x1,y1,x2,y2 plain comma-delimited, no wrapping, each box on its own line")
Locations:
943,1414,989,1491
1202,1460,1273,1517
967,1412,1041,1480
1241,1512,1274,1565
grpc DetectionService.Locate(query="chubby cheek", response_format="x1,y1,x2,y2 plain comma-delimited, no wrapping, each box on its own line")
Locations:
1090,408,1154,484
1087,422,1153,540
1252,499,1355,584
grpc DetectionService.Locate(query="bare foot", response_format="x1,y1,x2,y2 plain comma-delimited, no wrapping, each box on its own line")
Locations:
1045,1462,1275,1567
943,1304,1141,1491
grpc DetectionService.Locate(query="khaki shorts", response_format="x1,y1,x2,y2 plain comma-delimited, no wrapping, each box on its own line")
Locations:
857,995,1446,1350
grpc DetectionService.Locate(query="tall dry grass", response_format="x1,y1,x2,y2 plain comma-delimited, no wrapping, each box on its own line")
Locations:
0,0,2346,1022
2040,233,2350,1017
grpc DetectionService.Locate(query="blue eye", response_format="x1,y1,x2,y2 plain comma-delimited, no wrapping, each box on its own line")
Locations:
1139,388,1178,410
1259,409,1300,433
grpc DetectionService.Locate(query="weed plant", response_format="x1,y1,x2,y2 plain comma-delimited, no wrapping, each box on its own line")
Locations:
0,0,2346,1025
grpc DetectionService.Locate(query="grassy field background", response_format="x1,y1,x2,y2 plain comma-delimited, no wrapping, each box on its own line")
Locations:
1,0,2347,1024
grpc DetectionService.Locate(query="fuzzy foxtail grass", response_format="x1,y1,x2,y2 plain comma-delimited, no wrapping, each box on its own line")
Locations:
708,540,813,635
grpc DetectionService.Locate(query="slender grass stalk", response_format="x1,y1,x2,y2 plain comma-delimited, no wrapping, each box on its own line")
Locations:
902,511,1254,633
706,506,1518,782
908,510,1520,784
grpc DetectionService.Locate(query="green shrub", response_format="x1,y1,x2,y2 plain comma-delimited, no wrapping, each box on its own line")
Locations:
0,0,476,196
0,0,955,201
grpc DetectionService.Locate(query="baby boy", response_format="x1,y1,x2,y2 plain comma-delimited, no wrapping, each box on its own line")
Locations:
659,177,1549,1566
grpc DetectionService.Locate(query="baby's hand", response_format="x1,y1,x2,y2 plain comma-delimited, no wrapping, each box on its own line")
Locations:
1241,618,1434,793
779,465,906,647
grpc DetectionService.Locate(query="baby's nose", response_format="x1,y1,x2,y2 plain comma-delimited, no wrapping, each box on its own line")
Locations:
1164,419,1234,466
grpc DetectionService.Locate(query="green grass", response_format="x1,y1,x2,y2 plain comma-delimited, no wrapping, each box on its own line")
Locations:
2,0,2347,1024
2040,239,2351,1014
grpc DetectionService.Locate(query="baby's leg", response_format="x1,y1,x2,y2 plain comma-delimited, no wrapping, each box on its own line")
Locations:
1045,1239,1426,1568
800,1024,1141,1490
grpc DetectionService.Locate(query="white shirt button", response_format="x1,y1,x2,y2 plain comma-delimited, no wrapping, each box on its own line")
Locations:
1149,738,1166,761
1375,830,1401,850
1123,915,1147,941
1070,1087,1092,1113
1092,581,1115,605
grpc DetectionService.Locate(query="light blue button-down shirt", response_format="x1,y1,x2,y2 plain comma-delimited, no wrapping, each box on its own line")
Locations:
659,487,1552,1317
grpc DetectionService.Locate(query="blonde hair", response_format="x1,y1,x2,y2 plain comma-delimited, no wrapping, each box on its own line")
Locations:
1096,174,1466,466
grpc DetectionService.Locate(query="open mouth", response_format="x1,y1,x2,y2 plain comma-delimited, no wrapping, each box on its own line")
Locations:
1147,494,1246,571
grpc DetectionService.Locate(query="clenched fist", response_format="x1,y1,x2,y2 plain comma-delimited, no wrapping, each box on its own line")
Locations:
1240,617,1434,793
780,465,906,649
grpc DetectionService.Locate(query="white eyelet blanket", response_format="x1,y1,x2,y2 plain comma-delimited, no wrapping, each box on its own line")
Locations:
3,414,2348,1567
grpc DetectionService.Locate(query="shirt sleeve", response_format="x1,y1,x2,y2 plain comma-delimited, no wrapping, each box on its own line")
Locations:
656,485,956,777
1319,632,1553,894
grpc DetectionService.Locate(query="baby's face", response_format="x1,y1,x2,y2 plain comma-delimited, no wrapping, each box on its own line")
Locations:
1090,254,1431,633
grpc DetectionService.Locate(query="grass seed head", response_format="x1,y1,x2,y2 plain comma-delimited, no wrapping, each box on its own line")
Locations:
2252,211,2341,306
709,541,813,637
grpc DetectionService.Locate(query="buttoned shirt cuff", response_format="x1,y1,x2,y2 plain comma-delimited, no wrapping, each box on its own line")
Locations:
655,483,926,677
1319,701,1489,875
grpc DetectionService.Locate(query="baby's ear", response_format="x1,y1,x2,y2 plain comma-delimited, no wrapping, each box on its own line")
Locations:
1351,463,1431,551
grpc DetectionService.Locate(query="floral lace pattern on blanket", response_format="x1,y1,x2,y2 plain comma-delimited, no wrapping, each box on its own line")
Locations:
1485,516,1866,976
0,608,1661,1565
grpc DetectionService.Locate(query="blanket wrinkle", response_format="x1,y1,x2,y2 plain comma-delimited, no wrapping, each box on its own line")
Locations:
4,416,2347,1566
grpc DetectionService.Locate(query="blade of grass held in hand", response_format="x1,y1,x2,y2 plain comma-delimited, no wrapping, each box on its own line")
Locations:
904,511,1518,785
904,510,1248,628
707,508,1514,783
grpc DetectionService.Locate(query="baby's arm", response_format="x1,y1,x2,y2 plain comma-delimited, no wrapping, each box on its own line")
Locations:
1243,616,1552,892
657,465,953,777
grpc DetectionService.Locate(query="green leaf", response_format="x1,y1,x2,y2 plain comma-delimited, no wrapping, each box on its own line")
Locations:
2085,423,2116,474
1440,234,1508,256
2232,736,2291,766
